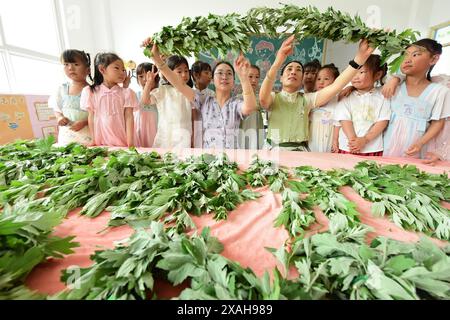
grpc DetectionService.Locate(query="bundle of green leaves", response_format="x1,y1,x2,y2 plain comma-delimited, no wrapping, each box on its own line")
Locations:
55,221,450,300
144,4,419,72
0,203,79,299
272,226,450,300
273,187,316,238
54,222,272,300
345,162,450,241
0,136,107,207
105,152,260,231
244,157,317,237
1,139,261,233
1,138,448,248
293,166,361,234
244,156,290,193
55,221,306,300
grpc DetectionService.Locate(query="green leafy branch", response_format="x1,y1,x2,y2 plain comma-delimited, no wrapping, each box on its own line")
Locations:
145,4,419,72
294,166,361,234
269,226,450,300
345,162,450,241
55,222,278,300
0,203,79,299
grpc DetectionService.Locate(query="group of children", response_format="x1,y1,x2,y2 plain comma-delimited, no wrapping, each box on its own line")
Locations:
49,35,450,164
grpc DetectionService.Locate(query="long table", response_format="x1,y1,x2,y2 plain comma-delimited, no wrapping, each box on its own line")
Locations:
25,149,450,297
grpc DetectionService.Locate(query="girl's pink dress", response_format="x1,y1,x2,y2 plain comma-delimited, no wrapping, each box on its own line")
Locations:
80,84,138,146
133,91,157,148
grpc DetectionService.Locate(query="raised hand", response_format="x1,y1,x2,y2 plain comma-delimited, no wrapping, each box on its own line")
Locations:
145,65,159,89
141,37,164,66
276,35,295,63
122,71,131,88
354,39,376,65
141,37,152,48
234,53,251,79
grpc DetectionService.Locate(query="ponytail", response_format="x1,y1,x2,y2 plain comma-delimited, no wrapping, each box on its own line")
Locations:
61,49,93,83
364,54,388,85
84,52,93,83
90,53,121,92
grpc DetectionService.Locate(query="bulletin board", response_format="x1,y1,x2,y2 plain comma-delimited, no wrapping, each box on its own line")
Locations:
0,95,34,144
0,94,57,145
198,35,326,92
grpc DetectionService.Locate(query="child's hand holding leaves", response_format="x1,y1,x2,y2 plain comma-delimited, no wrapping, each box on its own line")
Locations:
354,39,376,66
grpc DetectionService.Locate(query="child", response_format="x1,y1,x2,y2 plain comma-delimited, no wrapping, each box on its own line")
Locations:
191,61,214,148
302,59,321,93
259,35,375,151
239,64,265,149
141,55,193,149
134,62,159,148
309,63,340,153
80,53,138,147
143,38,257,149
49,49,92,145
191,61,214,98
335,55,391,156
382,39,449,158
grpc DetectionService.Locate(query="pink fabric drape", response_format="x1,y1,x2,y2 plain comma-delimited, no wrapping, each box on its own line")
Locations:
25,149,449,296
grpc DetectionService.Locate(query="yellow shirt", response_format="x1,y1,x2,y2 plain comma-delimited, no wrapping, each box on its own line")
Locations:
267,91,317,144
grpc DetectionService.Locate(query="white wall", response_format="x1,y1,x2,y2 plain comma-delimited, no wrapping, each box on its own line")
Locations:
58,0,115,56
430,0,450,29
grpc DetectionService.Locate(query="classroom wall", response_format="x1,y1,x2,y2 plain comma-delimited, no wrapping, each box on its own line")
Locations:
429,0,450,29
58,0,114,57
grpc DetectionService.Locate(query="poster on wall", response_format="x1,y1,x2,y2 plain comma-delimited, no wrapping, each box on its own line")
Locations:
25,95,57,140
199,35,325,93
0,94,57,145
42,126,57,138
0,94,34,144
35,101,56,121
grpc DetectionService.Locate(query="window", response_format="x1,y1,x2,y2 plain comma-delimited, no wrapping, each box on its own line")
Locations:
10,54,62,95
430,21,450,76
0,0,65,94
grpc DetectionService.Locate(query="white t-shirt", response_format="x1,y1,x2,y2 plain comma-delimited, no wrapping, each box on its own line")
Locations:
151,85,192,148
335,88,391,153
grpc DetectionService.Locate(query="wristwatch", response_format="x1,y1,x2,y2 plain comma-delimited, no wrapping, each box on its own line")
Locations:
349,60,363,69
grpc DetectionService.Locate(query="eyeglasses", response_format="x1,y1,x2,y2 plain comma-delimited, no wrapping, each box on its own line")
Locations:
214,71,234,79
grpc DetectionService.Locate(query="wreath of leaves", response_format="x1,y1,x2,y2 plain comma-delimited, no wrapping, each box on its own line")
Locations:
144,4,419,72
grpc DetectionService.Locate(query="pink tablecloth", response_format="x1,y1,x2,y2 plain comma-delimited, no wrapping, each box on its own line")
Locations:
25,149,450,296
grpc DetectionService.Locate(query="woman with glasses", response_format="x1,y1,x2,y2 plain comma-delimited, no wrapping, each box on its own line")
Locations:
144,39,258,150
